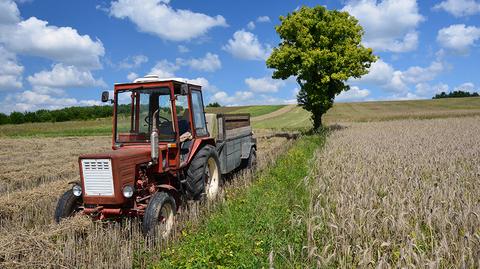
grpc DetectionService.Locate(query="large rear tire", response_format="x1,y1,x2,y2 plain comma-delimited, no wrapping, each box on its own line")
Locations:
54,190,82,223
142,192,176,238
185,145,221,200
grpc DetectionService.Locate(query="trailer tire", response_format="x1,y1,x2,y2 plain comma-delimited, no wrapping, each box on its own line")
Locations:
185,145,221,200
54,190,82,223
142,192,176,238
247,147,257,169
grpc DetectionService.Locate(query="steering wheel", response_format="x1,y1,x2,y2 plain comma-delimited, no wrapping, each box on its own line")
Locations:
144,115,170,125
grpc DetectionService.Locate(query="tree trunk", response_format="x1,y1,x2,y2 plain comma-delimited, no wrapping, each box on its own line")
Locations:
311,110,323,130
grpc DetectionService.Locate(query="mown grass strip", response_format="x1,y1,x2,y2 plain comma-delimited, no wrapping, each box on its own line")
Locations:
151,134,325,268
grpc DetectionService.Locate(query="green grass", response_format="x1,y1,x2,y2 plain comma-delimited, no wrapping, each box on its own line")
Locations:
205,105,285,117
151,134,325,268
252,97,480,130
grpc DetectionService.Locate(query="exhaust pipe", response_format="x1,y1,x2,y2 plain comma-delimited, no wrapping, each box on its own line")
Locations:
151,109,159,164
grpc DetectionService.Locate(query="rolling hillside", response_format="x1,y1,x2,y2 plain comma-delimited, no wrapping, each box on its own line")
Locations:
1,97,480,136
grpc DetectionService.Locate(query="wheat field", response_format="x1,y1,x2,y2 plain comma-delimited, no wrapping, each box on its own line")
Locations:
306,116,480,267
0,133,290,268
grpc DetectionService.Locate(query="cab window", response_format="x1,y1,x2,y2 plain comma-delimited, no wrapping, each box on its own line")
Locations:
191,90,207,136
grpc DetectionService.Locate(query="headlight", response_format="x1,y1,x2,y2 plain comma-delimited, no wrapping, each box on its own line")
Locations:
72,184,82,197
122,185,134,198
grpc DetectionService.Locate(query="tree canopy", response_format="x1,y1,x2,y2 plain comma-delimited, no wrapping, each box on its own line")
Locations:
433,90,479,99
267,6,376,129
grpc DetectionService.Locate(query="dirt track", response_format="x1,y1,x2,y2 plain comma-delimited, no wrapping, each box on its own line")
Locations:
251,104,296,122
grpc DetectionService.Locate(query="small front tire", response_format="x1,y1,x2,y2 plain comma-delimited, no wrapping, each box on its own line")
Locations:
142,192,177,238
54,190,82,223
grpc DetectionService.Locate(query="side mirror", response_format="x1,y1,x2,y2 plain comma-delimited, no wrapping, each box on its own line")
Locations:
101,91,109,102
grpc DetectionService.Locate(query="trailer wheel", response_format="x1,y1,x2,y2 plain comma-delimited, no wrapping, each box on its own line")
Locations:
185,145,221,200
142,192,176,238
247,147,257,169
54,190,82,223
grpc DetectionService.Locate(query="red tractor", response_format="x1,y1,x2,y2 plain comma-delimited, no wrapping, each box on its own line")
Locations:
54,75,256,237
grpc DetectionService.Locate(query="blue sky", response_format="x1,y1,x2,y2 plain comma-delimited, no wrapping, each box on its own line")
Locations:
0,0,479,113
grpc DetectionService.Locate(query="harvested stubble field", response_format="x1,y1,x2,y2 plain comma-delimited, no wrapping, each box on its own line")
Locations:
306,116,480,267
0,132,290,268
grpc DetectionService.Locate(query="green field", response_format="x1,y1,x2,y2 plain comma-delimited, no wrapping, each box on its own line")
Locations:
1,98,480,137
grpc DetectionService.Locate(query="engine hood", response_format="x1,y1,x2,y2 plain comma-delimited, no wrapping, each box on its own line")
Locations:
79,146,164,205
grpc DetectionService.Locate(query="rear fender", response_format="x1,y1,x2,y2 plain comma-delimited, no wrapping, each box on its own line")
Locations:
186,138,215,164
241,142,256,159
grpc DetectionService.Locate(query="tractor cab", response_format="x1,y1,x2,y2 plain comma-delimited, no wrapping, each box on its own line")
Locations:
106,75,209,149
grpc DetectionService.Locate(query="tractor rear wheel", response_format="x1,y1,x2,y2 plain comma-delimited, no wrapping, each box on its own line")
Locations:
142,192,176,238
246,147,257,169
185,145,221,200
54,190,82,223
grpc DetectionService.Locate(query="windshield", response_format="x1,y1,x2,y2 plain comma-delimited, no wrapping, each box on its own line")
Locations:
115,87,175,143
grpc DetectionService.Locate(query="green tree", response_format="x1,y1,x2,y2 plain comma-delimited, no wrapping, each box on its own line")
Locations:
207,102,221,108
267,6,376,129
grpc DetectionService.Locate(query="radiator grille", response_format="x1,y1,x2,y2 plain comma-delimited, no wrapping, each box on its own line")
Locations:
81,159,114,196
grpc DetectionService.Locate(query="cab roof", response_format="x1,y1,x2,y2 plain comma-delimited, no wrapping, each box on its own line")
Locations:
114,74,202,88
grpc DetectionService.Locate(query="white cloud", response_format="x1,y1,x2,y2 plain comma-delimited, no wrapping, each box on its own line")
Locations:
247,21,255,30
434,0,480,17
256,16,271,23
0,46,23,91
454,82,476,92
149,59,180,78
109,0,227,41
177,45,189,53
0,0,20,25
437,24,480,54
336,86,370,102
223,30,271,60
118,55,148,69
184,53,221,72
0,17,105,69
244,76,285,93
127,72,139,81
415,82,449,97
210,90,254,105
342,0,424,52
27,64,106,89
1,90,101,113
353,58,445,94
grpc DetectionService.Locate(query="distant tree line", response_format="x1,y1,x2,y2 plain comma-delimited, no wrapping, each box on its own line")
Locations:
0,105,132,125
206,102,221,107
433,90,479,99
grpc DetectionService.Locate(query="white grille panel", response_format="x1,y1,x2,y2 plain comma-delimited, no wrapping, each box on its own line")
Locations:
81,159,114,196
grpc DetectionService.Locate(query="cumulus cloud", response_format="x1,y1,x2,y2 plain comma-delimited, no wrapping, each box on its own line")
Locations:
118,55,148,69
437,24,480,54
434,0,480,17
127,72,139,81
223,30,271,60
256,16,271,23
0,0,20,25
183,53,221,72
1,90,101,113
247,21,255,30
177,45,189,53
27,64,106,89
414,82,449,97
342,0,424,53
0,17,105,69
244,76,285,93
210,91,254,105
352,58,446,95
0,46,23,91
149,59,180,78
109,0,227,41
454,82,476,92
336,86,370,102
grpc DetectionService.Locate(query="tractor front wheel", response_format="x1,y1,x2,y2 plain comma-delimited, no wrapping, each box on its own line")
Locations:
142,192,176,238
54,190,82,223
